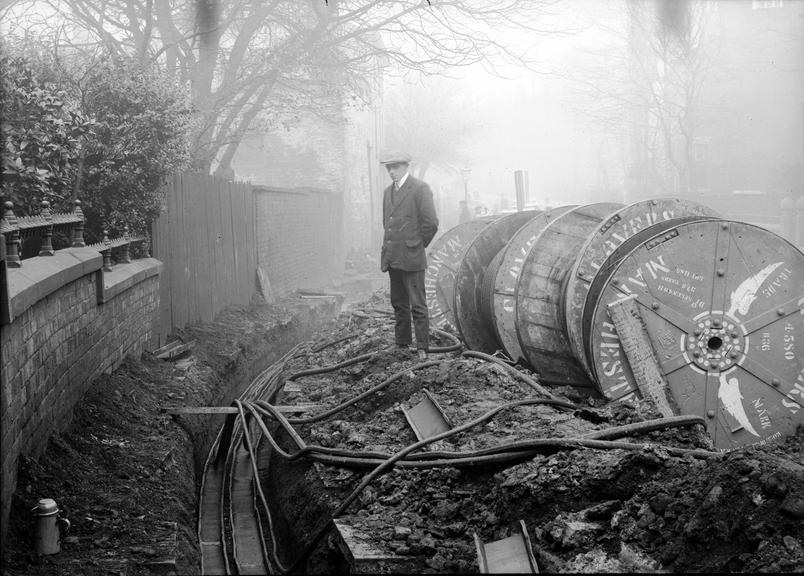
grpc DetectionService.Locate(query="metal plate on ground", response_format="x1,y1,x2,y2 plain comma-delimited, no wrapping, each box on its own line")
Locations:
454,211,540,353
586,219,804,450
564,198,719,380
402,389,451,442
514,202,622,386
474,520,539,574
490,207,573,364
425,217,499,330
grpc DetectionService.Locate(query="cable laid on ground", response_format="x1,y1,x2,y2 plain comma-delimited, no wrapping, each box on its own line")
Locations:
461,350,563,401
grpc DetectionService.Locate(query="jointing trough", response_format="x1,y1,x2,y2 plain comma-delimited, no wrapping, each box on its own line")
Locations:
425,198,804,450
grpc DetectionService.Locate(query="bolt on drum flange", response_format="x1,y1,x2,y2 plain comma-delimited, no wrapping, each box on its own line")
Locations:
585,219,804,451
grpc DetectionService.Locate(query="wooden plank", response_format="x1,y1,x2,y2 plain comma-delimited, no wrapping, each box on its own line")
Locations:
204,174,219,321
238,183,248,304
178,173,191,328
163,404,320,415
233,182,246,305
194,174,210,323
257,267,275,304
332,520,409,574
190,173,204,324
246,185,257,303
221,181,236,307
168,174,183,331
183,173,196,325
155,341,196,360
198,173,213,323
606,295,676,417
151,182,171,346
215,178,227,317
231,445,267,575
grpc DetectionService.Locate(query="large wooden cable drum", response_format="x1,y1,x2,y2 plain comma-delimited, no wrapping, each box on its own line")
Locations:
425,217,499,330
584,219,804,451
453,210,540,353
564,198,721,382
513,202,623,386
489,206,575,364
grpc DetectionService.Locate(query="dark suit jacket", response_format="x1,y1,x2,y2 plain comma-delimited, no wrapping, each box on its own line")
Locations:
380,175,439,272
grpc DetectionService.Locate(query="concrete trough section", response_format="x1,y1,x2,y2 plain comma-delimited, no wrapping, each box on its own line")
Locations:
425,198,804,450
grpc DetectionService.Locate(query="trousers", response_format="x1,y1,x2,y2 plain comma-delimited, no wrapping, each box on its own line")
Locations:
388,267,430,350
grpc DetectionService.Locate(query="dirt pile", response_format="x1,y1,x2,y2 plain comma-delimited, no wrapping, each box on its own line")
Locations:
265,292,803,573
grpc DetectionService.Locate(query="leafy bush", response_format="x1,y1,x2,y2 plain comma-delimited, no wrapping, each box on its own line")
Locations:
77,60,194,243
1,50,94,215
1,41,193,245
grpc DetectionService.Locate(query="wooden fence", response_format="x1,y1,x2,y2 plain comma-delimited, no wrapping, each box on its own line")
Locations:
151,173,256,346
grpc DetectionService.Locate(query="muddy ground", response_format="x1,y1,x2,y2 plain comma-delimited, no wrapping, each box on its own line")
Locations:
2,287,803,575
2,293,343,576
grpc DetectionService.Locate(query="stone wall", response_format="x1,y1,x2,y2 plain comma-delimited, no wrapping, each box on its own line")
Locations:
0,249,162,541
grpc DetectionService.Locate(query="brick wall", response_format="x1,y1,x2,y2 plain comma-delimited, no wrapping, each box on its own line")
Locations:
0,249,162,541
253,186,344,295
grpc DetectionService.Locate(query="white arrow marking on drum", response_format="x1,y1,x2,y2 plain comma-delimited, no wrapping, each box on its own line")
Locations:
726,262,784,318
718,372,760,437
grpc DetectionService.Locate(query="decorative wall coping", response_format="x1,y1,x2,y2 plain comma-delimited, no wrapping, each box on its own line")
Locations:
3,248,102,324
1,249,163,324
99,258,163,303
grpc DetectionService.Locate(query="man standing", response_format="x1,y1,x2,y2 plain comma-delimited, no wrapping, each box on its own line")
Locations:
379,151,439,360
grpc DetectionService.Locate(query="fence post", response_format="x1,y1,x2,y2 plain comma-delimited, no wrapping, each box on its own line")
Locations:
781,196,795,243
38,200,55,256
1,201,21,268
120,225,131,264
71,199,86,247
797,196,804,249
102,230,113,272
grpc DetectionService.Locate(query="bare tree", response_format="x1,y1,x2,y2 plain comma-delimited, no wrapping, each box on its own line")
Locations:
565,0,713,197
383,76,483,181
4,0,560,173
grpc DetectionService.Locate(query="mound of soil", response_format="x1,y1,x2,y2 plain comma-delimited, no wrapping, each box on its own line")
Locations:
264,293,804,573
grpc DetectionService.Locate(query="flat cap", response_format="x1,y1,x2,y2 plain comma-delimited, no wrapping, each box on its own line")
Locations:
379,150,412,164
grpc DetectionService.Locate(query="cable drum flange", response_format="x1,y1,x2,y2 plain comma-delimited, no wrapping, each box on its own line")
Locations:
586,219,804,451
425,216,499,330
480,248,507,332
490,206,575,364
564,198,721,381
514,202,623,386
454,210,541,353
580,217,718,399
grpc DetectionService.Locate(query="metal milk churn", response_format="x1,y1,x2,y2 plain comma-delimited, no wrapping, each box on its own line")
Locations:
32,498,70,555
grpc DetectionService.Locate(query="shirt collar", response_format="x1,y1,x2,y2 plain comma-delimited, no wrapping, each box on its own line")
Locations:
396,172,410,189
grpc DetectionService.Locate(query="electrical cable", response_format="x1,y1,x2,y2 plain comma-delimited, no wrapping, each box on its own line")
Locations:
461,350,563,401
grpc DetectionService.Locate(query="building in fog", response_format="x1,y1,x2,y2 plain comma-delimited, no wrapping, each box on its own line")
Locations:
230,52,388,261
